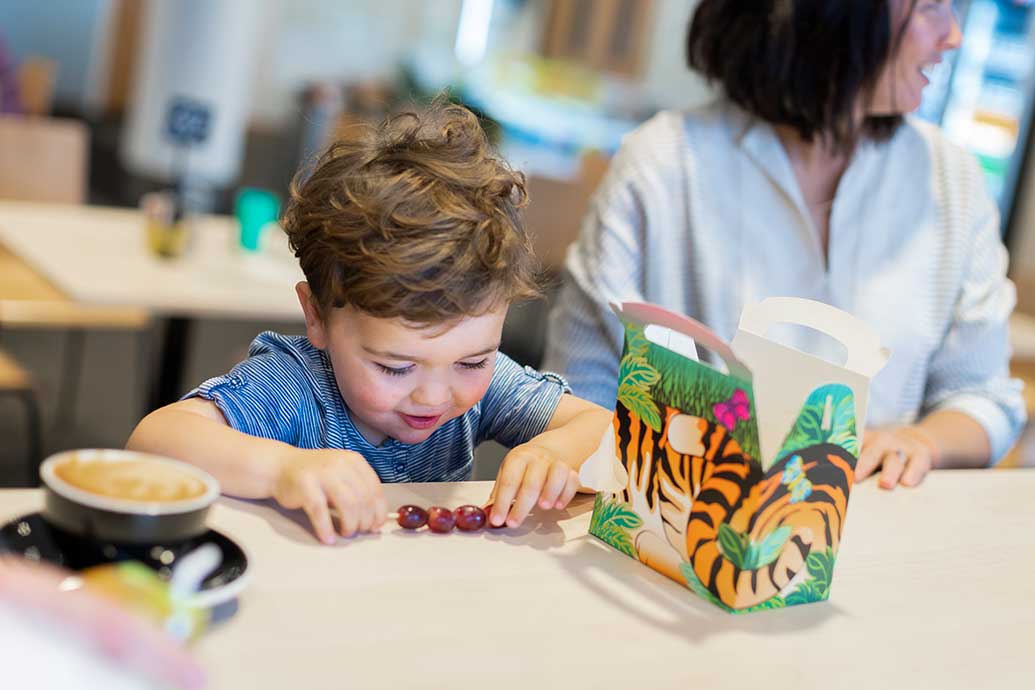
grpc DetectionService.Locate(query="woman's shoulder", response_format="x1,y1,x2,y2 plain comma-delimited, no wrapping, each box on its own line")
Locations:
878,119,996,237
621,100,738,154
885,117,985,183
609,99,738,188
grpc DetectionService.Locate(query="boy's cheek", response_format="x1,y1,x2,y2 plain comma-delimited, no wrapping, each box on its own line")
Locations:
457,373,494,412
335,369,400,414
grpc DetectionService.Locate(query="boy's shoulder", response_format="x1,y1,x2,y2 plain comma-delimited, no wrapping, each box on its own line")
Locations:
248,331,322,361
483,352,570,404
238,331,330,389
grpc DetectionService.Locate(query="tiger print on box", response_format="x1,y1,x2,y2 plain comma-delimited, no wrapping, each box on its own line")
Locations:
594,383,857,612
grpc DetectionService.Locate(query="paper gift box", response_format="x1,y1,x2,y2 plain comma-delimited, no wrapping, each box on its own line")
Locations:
581,298,888,613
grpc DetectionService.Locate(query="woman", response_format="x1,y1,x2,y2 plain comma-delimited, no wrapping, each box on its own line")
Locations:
543,0,1025,489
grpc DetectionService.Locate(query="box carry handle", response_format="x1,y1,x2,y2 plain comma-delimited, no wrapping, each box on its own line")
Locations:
737,297,889,376
611,301,752,381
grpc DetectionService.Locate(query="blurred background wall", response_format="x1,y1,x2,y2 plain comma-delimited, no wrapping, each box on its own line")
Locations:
1,0,1033,484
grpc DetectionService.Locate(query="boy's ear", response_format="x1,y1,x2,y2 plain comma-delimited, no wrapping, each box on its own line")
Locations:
295,282,329,350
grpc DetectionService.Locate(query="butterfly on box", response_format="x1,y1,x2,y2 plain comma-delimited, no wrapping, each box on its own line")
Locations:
781,454,813,503
712,388,751,431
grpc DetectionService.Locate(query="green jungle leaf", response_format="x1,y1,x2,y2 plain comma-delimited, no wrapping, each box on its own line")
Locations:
644,342,761,461
784,580,827,606
597,525,637,558
610,513,643,530
680,562,788,614
777,385,859,460
743,526,792,570
827,394,859,454
624,324,650,358
781,546,837,606
619,355,661,390
617,386,662,432
805,547,836,597
588,494,642,559
717,524,749,570
679,562,729,610
826,430,859,456
737,596,787,613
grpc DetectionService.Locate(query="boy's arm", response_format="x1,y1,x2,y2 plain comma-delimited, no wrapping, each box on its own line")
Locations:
525,394,612,475
126,398,291,499
127,398,387,544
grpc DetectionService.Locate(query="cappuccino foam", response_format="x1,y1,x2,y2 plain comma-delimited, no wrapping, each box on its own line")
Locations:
54,457,207,503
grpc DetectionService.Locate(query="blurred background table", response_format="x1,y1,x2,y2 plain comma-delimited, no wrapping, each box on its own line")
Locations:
0,199,303,410
3,473,1031,689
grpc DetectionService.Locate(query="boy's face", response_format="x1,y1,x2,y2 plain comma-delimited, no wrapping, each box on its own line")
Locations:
296,283,505,446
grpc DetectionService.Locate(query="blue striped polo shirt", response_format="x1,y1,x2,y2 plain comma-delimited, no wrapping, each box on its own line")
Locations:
185,332,570,482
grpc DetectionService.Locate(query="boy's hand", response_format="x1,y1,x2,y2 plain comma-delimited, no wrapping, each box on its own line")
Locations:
272,449,387,544
487,443,580,528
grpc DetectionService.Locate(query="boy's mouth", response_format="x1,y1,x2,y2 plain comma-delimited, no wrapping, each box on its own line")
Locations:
399,413,442,430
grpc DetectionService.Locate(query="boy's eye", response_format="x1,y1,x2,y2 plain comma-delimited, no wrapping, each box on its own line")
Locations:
458,358,489,370
376,363,413,376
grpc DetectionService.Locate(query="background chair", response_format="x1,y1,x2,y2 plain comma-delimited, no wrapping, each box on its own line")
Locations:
0,115,150,464
0,335,42,482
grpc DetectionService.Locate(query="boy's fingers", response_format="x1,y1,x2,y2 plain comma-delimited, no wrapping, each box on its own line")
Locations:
351,453,383,493
340,469,375,533
325,478,360,536
507,463,546,527
490,460,526,526
342,460,384,531
555,471,580,509
537,463,570,509
370,484,388,530
301,485,335,545
483,486,500,524
879,449,905,490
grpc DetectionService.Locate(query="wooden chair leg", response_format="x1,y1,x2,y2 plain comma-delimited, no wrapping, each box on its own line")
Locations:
17,389,43,486
55,330,85,429
137,325,156,419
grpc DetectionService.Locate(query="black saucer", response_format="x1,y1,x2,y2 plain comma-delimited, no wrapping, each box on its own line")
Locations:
0,512,250,607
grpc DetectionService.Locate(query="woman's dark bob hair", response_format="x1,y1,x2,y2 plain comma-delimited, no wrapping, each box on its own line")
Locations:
687,0,917,150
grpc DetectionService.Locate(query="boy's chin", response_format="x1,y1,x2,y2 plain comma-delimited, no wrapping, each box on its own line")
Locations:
390,425,438,445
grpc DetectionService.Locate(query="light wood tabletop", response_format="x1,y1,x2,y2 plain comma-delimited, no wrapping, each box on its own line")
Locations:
0,200,303,321
1,472,1032,690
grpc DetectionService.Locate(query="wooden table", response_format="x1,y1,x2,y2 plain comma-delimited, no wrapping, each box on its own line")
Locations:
0,200,304,407
1,473,1032,689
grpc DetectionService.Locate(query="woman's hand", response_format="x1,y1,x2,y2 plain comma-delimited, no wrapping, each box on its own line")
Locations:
273,448,387,544
487,443,581,528
856,426,940,489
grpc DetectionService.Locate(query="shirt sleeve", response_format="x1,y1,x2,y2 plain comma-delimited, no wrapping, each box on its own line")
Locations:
922,169,1026,464
541,141,651,409
477,353,571,448
183,345,321,446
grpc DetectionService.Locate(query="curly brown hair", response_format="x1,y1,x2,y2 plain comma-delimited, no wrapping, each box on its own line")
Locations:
282,102,542,326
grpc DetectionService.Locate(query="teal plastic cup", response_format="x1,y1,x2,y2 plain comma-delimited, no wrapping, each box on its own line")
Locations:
235,187,280,252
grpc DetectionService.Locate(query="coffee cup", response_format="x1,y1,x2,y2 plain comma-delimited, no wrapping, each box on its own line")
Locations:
39,449,220,544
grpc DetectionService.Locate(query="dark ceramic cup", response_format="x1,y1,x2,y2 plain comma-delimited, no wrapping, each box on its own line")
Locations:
39,449,220,544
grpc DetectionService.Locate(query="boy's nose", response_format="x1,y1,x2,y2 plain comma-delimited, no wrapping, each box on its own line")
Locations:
410,382,450,409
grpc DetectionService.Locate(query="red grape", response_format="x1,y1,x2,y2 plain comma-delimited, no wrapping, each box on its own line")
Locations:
396,505,428,530
426,506,456,533
454,505,487,531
